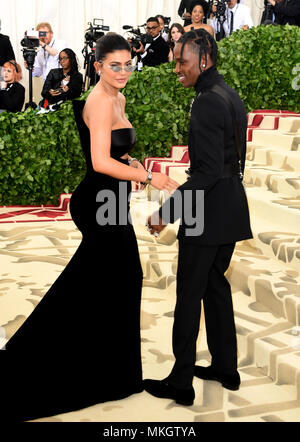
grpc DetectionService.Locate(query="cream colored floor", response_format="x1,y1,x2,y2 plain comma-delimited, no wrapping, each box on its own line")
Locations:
0,194,299,422
1,114,300,422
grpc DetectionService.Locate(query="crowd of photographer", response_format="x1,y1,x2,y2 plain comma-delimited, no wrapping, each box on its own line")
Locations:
0,0,299,114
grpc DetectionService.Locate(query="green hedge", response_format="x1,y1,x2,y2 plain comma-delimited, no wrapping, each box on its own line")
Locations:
0,25,299,205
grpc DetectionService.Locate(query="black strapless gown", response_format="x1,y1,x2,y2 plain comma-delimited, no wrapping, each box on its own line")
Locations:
0,100,143,422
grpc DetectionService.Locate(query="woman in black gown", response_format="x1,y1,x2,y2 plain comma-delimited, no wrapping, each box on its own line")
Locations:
0,33,179,422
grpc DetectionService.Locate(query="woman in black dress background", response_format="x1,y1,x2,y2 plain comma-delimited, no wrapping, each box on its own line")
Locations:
41,48,83,107
0,33,178,422
0,60,25,112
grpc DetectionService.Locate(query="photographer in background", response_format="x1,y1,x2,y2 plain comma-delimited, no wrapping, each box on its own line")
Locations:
25,22,67,82
41,48,82,109
133,17,169,68
211,0,253,38
0,61,25,113
0,32,15,67
156,15,169,41
267,0,300,25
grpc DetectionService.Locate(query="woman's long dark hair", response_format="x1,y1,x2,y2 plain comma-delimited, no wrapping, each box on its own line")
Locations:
95,33,131,62
167,23,185,51
59,48,79,74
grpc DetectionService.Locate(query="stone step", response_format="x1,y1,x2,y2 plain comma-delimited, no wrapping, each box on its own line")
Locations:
244,167,300,198
232,291,300,389
278,117,300,133
245,186,300,238
246,147,300,172
251,131,300,151
228,240,300,324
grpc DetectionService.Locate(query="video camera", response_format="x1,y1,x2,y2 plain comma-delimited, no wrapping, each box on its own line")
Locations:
162,16,171,34
207,0,230,20
82,19,109,91
20,29,46,109
20,29,47,71
21,29,47,50
84,19,110,48
122,25,152,49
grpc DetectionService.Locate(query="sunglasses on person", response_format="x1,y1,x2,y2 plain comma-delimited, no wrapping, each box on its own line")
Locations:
146,25,159,31
102,64,136,73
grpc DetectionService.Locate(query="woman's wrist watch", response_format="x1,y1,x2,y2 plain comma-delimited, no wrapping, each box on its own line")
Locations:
141,169,152,185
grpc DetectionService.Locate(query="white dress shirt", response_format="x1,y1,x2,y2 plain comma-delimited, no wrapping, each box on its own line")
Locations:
211,3,253,37
33,37,67,81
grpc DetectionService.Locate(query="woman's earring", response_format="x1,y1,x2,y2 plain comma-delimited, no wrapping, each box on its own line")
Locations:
202,64,206,68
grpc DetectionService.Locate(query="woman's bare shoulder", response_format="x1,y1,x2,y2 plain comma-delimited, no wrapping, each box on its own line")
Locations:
202,24,214,36
83,88,113,125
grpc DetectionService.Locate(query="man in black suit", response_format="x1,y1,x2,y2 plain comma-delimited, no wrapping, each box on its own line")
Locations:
0,33,15,66
145,29,252,406
178,0,194,26
133,17,169,68
267,0,300,25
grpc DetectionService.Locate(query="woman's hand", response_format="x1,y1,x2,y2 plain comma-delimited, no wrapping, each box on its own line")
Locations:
150,172,180,193
49,89,61,96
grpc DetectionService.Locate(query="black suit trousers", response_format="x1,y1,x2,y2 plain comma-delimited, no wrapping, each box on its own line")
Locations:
167,241,237,389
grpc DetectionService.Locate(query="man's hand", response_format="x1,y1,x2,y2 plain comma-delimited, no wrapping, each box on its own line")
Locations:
267,0,276,5
147,211,167,237
61,85,69,92
183,12,192,19
242,24,249,30
132,41,145,54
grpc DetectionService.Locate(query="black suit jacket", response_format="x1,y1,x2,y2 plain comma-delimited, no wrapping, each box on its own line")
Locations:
274,0,300,25
178,0,194,26
0,34,15,66
0,82,25,112
159,66,253,245
42,68,83,104
141,36,169,67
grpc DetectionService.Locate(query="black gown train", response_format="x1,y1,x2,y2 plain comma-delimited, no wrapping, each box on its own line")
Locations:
0,100,144,422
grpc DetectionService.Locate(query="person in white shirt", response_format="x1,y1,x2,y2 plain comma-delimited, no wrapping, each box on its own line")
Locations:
25,22,67,81
211,0,253,38
132,17,169,70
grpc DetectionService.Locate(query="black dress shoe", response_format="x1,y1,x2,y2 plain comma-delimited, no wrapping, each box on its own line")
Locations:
143,378,195,406
194,365,240,391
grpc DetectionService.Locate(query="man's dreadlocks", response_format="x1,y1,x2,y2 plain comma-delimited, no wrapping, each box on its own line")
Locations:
178,29,218,72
